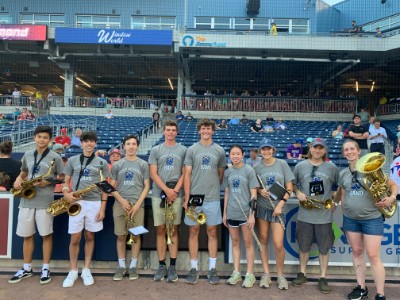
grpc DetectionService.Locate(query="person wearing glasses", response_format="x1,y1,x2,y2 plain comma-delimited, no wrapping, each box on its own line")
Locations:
292,138,339,294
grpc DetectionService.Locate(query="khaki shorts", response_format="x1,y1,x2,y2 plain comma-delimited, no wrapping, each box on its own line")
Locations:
113,202,144,236
16,207,54,237
68,200,103,234
152,197,183,227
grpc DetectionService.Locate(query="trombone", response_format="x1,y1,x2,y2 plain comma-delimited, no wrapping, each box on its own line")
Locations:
299,197,334,210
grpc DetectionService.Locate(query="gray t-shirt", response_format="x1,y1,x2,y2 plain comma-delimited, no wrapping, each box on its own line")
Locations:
64,154,109,201
19,149,64,209
338,167,382,220
184,142,227,202
148,143,186,197
293,160,339,224
110,157,150,206
254,159,294,212
223,164,259,221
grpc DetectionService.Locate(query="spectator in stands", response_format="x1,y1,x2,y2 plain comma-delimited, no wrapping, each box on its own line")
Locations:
0,172,10,191
375,27,383,38
250,119,264,133
265,114,274,122
152,108,161,129
240,114,249,125
331,124,344,139
348,114,369,156
97,94,107,108
176,111,185,121
270,22,278,36
286,138,303,159
216,119,228,130
104,109,113,119
25,110,35,121
171,100,176,113
263,122,274,132
54,154,69,193
108,148,122,167
274,118,288,131
228,115,239,126
394,138,400,159
12,87,21,106
368,116,376,132
113,95,122,108
348,20,360,33
13,108,20,121
70,128,82,149
390,156,400,200
368,119,387,155
245,148,261,167
303,137,313,158
0,141,22,190
185,112,194,121
359,108,369,125
53,128,71,150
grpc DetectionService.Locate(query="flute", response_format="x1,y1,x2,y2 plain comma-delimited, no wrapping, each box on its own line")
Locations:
231,193,263,252
256,175,286,230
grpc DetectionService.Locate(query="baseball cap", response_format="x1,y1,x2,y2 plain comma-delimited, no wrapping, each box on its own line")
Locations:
295,138,303,144
259,138,275,149
109,148,122,156
52,144,64,152
311,137,327,148
306,137,313,143
353,114,361,120
60,128,67,133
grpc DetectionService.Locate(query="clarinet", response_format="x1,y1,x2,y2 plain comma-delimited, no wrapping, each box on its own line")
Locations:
256,175,286,230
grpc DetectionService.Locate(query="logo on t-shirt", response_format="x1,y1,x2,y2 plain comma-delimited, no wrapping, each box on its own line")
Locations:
164,157,174,170
312,176,321,182
82,168,90,176
233,178,240,188
201,156,211,170
266,176,275,185
124,171,135,185
350,182,363,196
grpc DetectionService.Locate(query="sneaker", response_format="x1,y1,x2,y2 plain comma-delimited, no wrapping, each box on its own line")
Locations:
153,265,168,281
81,268,94,286
375,294,386,300
207,268,220,285
8,268,33,284
277,275,288,290
292,272,307,286
347,285,368,300
167,265,178,283
259,273,271,288
112,267,126,281
185,268,198,285
242,273,256,288
62,270,78,288
318,277,332,294
40,269,52,285
129,267,139,280
226,271,242,285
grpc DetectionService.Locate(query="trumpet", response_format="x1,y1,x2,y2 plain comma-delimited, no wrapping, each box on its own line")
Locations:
186,206,207,225
300,198,333,210
12,159,55,199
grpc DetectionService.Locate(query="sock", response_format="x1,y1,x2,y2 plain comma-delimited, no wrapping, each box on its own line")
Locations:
159,259,166,266
170,258,176,267
130,258,137,269
209,257,217,270
23,263,32,272
190,259,198,270
118,258,126,268
42,264,49,271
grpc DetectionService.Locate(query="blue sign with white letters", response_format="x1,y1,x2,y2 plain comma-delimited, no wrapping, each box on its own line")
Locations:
55,28,172,45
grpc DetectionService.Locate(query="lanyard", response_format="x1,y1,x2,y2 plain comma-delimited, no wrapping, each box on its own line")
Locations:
75,153,96,191
31,148,50,179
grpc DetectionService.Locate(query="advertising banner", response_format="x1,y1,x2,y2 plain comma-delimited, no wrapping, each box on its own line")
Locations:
55,28,172,45
228,200,400,266
0,194,14,258
0,25,46,41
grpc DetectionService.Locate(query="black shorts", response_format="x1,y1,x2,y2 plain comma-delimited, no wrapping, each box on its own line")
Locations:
295,220,334,255
227,219,247,227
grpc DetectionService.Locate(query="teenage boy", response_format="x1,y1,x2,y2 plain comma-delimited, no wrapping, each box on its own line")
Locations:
183,118,226,284
62,131,109,288
110,134,150,281
9,126,64,284
149,120,186,282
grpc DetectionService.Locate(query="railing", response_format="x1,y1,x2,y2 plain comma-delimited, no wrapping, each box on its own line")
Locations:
181,95,357,113
0,96,34,107
376,103,400,116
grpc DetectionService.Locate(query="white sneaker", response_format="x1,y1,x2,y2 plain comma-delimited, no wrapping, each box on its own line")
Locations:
63,270,78,288
81,268,94,286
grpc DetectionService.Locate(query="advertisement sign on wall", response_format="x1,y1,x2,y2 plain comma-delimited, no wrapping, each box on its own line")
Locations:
0,194,14,258
0,25,47,41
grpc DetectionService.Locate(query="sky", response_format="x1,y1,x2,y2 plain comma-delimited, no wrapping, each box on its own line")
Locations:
323,0,345,5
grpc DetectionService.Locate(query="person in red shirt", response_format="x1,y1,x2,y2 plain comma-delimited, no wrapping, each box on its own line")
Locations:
54,128,71,149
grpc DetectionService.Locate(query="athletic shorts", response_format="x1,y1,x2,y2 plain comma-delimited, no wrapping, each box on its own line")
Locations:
16,207,53,237
227,219,247,227
113,202,144,236
152,197,183,227
184,200,222,226
68,200,103,234
295,220,334,255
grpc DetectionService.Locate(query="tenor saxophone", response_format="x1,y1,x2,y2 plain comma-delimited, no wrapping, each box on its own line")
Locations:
11,159,55,199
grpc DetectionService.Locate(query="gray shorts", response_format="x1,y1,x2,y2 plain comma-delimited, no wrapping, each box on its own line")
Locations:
184,200,222,226
113,202,144,236
16,207,53,237
152,197,183,227
295,220,334,255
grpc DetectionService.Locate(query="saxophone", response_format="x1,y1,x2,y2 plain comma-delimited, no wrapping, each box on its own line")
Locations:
47,162,105,216
11,159,55,199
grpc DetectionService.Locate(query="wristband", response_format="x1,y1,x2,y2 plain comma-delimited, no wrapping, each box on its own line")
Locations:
280,198,287,203
249,197,257,212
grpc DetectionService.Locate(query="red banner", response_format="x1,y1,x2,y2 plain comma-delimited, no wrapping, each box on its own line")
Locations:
0,197,10,256
0,25,47,41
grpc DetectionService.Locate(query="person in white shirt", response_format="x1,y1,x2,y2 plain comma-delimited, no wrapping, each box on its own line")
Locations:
12,88,22,105
368,119,387,155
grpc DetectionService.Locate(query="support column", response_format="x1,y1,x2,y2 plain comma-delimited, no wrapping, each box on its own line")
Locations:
64,68,75,107
185,78,192,94
177,70,184,110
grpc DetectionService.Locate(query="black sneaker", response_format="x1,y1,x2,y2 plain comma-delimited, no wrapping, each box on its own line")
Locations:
40,269,52,285
8,268,33,284
348,285,368,300
292,272,307,286
375,294,386,300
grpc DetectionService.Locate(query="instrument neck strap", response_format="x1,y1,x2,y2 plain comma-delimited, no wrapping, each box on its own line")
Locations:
349,166,366,191
75,153,96,191
31,148,50,179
